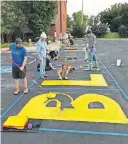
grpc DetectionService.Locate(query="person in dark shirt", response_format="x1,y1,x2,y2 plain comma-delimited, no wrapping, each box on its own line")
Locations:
37,56,55,72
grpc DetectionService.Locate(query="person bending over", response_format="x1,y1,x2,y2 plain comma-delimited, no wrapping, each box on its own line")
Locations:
37,56,55,72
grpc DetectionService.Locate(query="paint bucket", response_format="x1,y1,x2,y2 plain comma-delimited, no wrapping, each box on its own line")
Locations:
27,122,32,129
116,59,121,66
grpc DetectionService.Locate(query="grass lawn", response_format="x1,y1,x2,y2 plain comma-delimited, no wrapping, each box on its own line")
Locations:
1,42,34,48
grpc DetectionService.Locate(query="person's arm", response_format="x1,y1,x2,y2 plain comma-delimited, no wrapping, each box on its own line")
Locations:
58,68,62,77
36,42,42,60
49,63,56,69
1,44,12,53
1,48,10,53
20,48,28,71
93,35,97,46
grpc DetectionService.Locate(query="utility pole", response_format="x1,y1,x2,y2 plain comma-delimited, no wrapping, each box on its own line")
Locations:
81,0,84,25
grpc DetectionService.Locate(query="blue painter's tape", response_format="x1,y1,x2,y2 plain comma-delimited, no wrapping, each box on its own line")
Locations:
97,57,128,100
39,128,128,137
0,66,12,73
1,75,41,119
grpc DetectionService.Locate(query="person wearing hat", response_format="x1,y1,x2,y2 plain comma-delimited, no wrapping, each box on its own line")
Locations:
1,38,28,95
36,32,48,79
84,29,99,71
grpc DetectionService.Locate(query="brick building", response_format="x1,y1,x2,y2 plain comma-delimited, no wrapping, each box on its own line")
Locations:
48,0,67,39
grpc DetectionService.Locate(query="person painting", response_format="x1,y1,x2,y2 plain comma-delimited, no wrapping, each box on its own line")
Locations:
1,38,28,95
57,63,69,80
84,29,99,71
36,32,48,79
48,49,60,60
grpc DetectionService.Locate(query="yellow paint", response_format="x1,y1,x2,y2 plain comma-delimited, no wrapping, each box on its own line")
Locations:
3,92,128,126
42,74,108,86
3,116,28,129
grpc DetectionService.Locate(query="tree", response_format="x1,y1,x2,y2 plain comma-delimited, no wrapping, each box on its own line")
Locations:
100,3,128,33
71,27,84,38
14,1,57,37
72,11,88,31
67,15,73,28
110,16,122,32
1,1,26,42
91,24,108,38
71,11,88,37
88,15,94,26
119,25,128,38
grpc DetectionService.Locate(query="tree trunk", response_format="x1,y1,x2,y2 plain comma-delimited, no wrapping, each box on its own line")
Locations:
7,31,14,42
1,33,4,43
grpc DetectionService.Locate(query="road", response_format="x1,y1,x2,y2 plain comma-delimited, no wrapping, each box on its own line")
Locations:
1,39,128,144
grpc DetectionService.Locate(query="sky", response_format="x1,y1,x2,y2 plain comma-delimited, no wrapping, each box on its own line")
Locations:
67,0,128,17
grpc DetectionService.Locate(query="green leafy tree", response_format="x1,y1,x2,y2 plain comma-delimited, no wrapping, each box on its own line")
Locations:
1,1,26,42
119,25,128,38
88,15,94,26
67,15,73,28
91,24,108,38
100,3,128,33
14,1,57,37
72,11,88,31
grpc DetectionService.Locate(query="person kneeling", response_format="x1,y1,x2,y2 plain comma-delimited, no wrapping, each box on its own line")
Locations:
58,63,69,80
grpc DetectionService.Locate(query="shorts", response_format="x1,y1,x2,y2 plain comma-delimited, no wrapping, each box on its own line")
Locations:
12,66,26,79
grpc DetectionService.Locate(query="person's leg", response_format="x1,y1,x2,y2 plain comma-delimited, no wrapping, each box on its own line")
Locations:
85,48,88,61
40,58,44,78
12,67,20,95
43,57,47,77
93,53,99,68
58,70,62,80
87,52,93,70
64,70,69,79
19,66,28,93
23,78,28,93
14,79,20,94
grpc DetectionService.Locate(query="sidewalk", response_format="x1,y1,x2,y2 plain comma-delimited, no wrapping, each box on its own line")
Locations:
26,41,61,52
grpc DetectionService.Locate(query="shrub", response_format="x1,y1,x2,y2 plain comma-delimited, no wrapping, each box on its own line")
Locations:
91,24,108,38
119,25,128,38
1,42,34,48
1,43,10,48
71,27,84,38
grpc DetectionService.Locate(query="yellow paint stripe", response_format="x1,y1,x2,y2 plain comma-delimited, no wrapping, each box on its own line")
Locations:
42,74,108,87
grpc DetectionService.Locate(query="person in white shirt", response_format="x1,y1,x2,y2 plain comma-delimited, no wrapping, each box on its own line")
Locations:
36,32,48,79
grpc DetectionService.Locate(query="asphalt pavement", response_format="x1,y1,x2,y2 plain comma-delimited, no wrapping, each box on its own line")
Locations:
1,39,128,144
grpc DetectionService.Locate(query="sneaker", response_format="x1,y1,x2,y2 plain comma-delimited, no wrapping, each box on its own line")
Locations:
58,76,62,80
93,66,99,68
52,67,56,70
64,77,68,80
44,75,47,78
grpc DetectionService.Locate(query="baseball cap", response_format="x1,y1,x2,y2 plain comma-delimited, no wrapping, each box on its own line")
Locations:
15,38,23,44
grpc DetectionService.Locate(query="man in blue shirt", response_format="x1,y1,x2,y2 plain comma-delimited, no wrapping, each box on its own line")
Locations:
36,32,48,79
1,38,28,95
